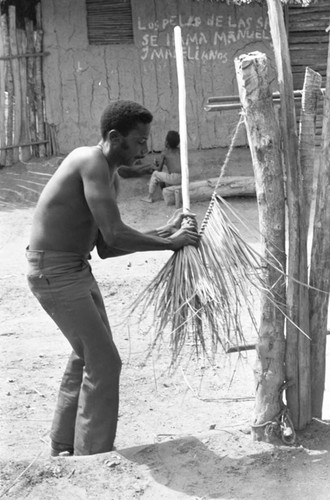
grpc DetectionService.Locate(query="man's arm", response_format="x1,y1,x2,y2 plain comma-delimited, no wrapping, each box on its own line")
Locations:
96,209,197,259
82,152,198,254
96,224,174,259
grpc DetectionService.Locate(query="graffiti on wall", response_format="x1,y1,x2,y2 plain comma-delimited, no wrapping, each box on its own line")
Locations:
136,14,270,62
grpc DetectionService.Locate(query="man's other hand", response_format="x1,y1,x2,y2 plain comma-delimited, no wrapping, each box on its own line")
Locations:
168,227,200,250
168,209,198,232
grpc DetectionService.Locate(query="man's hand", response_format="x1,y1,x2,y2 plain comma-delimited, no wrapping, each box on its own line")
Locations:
168,226,200,251
167,209,198,233
156,209,198,238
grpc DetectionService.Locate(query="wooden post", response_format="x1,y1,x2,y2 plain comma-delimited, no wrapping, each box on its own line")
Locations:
309,30,330,418
25,18,37,157
299,67,322,224
1,12,14,167
295,67,321,427
35,3,46,158
174,26,190,213
17,29,31,162
8,6,21,163
0,14,7,167
235,51,286,441
266,0,311,429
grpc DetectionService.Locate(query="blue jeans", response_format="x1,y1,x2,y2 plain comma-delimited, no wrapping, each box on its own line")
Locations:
26,249,122,455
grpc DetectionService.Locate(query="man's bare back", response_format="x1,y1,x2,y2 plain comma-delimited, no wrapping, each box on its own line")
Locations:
162,148,181,175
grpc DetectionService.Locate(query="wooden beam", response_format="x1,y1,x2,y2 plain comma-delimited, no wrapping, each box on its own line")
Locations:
0,51,49,61
0,140,49,151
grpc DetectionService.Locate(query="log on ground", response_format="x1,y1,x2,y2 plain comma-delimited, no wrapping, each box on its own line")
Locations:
162,175,255,206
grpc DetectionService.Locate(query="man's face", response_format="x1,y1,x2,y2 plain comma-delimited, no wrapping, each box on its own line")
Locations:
119,122,151,166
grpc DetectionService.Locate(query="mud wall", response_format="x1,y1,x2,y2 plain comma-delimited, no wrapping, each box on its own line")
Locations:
41,0,275,154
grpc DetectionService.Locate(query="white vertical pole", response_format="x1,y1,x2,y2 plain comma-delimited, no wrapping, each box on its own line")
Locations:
174,25,190,212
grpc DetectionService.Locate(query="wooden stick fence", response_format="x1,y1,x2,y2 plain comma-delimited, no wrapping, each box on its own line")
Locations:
205,89,324,146
0,4,50,167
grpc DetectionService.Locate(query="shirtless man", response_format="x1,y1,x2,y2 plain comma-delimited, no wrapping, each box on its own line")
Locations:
26,100,199,457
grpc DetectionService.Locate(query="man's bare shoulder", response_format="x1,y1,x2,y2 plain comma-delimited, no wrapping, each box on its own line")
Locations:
59,146,104,172
50,147,110,191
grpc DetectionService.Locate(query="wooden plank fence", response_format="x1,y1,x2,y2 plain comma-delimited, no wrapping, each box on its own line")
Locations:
0,3,58,168
287,0,330,145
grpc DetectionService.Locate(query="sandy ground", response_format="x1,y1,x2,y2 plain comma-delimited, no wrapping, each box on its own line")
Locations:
0,155,330,500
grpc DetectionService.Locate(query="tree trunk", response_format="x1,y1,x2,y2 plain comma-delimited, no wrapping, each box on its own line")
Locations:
309,31,330,418
235,51,286,442
267,0,311,430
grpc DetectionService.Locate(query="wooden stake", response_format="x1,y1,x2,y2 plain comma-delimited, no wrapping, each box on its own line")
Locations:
174,26,190,213
266,0,311,430
35,4,46,158
25,18,37,157
9,6,21,163
0,14,7,167
298,67,322,420
309,30,330,418
17,29,31,162
1,12,14,167
299,67,322,224
235,51,286,442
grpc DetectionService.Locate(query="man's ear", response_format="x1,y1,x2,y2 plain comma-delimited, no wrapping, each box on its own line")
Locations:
108,129,122,145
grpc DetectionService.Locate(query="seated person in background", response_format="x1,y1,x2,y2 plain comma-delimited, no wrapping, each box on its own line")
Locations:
141,130,181,203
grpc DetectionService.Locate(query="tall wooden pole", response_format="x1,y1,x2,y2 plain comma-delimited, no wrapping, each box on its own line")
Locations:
8,6,21,163
309,31,330,417
25,18,37,157
235,51,286,441
0,13,7,167
17,29,31,162
1,12,14,167
174,26,190,213
35,3,46,158
266,0,311,429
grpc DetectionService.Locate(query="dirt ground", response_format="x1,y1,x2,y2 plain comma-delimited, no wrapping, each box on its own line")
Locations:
0,153,330,500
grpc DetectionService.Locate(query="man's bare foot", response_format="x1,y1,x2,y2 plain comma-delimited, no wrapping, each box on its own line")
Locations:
141,196,153,203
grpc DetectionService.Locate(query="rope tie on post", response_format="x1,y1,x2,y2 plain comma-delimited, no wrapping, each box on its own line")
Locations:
199,113,245,236
251,382,296,445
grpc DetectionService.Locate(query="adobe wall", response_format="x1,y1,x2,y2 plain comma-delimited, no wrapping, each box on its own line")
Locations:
41,0,275,154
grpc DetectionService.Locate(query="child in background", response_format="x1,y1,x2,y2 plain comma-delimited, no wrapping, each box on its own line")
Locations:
141,130,181,203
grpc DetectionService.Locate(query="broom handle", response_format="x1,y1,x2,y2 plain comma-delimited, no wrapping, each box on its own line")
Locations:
174,26,190,213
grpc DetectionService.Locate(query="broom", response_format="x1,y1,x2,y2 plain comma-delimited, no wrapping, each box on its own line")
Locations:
129,27,284,365
132,26,225,363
